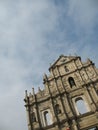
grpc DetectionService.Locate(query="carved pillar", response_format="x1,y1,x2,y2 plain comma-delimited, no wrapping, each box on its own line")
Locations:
87,59,98,78
74,59,85,84
44,74,61,129
51,68,68,120
32,88,42,129
25,90,32,130
72,119,79,130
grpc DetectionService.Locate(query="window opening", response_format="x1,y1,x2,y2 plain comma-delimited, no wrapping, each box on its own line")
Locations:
44,111,52,126
55,104,61,115
68,77,76,87
31,112,36,122
96,90,98,95
75,97,89,114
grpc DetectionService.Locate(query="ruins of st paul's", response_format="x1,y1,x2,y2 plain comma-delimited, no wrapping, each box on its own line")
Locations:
24,55,98,130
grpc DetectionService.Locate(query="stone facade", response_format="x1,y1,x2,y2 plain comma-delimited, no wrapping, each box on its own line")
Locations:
24,55,98,130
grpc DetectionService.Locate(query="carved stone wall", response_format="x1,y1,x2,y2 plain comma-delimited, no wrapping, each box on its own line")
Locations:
24,55,98,130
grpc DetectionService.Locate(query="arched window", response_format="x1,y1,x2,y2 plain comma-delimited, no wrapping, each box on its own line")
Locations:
68,77,76,87
54,104,61,115
31,112,36,122
43,111,52,126
75,97,89,115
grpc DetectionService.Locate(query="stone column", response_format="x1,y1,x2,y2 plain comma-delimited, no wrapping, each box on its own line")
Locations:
25,90,32,130
72,119,78,130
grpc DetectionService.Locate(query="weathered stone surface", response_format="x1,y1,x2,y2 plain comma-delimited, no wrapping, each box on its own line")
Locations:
24,55,98,130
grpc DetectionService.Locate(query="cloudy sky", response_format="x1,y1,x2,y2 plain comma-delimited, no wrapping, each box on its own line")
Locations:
0,0,98,130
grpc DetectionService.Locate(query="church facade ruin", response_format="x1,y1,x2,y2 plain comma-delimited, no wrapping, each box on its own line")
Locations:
24,55,98,130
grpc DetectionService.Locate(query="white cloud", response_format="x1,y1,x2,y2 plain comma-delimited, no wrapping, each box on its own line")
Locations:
0,1,98,130
68,0,98,30
0,1,59,130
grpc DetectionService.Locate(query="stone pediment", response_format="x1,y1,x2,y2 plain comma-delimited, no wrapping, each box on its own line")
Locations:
49,55,76,70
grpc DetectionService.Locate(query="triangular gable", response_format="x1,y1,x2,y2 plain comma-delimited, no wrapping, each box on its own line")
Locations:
49,55,76,70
